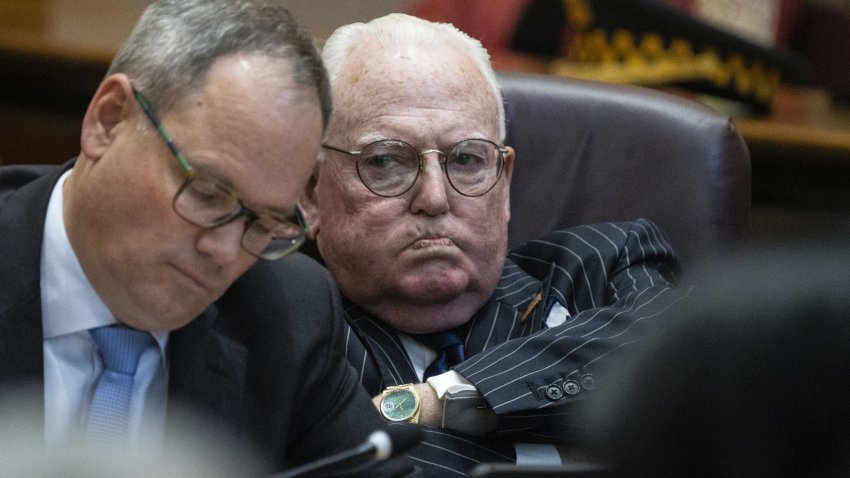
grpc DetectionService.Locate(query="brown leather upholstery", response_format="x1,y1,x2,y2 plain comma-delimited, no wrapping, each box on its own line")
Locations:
500,71,751,269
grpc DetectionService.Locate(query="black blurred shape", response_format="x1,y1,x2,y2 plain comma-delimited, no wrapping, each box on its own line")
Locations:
270,424,422,478
511,0,566,58
586,242,850,477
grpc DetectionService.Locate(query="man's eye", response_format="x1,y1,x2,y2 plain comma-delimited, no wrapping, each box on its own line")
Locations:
187,182,222,202
365,154,404,169
452,153,484,167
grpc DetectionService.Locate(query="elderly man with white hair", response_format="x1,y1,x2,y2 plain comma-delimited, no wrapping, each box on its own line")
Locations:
303,13,683,476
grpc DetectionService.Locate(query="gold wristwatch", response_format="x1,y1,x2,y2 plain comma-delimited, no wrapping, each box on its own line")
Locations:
379,384,421,423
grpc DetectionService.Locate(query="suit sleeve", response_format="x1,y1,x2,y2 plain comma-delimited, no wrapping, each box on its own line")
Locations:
246,256,413,477
452,219,686,438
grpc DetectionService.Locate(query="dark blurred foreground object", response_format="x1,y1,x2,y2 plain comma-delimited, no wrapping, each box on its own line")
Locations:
270,425,422,478
584,243,850,477
469,462,614,477
0,385,265,477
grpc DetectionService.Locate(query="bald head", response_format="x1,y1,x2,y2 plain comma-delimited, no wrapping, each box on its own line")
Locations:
320,13,505,145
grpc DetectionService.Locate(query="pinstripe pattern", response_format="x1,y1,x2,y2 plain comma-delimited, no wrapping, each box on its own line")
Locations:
343,219,684,476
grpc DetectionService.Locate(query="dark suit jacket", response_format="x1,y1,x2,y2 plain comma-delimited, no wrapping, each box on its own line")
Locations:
343,218,683,476
0,162,409,476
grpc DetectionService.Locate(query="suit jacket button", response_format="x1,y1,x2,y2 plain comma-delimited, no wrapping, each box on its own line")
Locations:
580,374,597,391
563,379,581,396
545,385,564,401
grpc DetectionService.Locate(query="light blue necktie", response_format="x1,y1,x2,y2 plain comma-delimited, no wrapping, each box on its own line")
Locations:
86,325,154,445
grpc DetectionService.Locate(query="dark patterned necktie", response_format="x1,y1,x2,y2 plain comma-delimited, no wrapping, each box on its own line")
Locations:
86,325,155,445
412,329,466,381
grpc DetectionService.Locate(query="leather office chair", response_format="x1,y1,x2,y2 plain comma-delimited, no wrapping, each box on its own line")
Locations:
499,71,751,269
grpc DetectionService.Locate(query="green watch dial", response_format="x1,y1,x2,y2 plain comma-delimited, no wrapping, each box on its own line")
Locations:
381,388,418,421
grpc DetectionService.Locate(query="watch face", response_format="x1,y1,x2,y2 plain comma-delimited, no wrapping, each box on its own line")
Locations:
380,388,418,422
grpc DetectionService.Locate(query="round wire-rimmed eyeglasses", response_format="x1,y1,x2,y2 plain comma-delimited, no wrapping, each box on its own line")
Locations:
322,138,507,197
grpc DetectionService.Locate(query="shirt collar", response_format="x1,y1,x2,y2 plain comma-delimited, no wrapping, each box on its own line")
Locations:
40,170,168,356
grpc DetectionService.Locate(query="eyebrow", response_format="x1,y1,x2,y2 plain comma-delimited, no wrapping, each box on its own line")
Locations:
357,129,495,145
186,159,235,190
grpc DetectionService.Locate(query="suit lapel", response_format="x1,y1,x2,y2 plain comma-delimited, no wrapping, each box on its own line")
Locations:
167,305,248,431
0,292,44,381
344,302,419,390
342,259,553,385
463,258,550,355
0,164,63,414
334,258,569,475
0,286,46,437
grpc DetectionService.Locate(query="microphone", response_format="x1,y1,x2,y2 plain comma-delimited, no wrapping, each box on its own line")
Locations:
270,424,422,478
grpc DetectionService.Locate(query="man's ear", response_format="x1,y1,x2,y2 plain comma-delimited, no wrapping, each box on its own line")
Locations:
80,74,135,161
502,146,515,222
300,166,322,239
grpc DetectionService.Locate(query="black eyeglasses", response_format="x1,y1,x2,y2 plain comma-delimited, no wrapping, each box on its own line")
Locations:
132,88,307,261
322,138,507,197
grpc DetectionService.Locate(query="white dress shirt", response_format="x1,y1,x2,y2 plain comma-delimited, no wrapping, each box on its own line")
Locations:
40,170,169,449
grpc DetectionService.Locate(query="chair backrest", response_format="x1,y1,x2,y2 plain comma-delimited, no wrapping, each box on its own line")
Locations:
500,71,751,269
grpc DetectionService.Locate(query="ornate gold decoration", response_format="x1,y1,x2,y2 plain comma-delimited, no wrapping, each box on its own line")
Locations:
555,0,782,104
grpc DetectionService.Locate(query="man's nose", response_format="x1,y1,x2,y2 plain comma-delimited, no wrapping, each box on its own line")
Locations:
409,153,450,216
195,216,248,264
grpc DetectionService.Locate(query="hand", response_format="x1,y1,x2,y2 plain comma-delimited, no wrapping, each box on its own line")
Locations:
411,383,441,426
372,393,384,412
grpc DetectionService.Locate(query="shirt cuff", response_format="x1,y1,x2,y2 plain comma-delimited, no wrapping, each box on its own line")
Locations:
426,371,498,436
426,370,475,399
514,443,563,465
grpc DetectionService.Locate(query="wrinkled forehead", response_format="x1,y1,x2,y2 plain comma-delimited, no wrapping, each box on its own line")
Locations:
329,41,501,142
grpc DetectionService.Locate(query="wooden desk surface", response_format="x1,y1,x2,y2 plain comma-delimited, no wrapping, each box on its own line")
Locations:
734,87,850,164
738,118,850,156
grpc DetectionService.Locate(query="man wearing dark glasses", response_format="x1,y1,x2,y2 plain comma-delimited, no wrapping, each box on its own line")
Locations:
0,1,408,476
302,13,683,477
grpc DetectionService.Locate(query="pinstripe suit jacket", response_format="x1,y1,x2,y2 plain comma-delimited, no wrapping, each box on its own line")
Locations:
343,218,683,476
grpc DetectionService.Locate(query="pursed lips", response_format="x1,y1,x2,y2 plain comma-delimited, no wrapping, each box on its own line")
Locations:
410,234,455,250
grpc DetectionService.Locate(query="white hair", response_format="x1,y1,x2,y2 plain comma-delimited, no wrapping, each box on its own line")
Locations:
321,13,506,141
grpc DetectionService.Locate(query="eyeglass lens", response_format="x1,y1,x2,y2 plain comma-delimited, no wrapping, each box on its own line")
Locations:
357,139,503,197
174,178,305,260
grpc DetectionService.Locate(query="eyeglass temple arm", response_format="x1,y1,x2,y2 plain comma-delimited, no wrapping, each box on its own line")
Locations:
132,88,194,175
